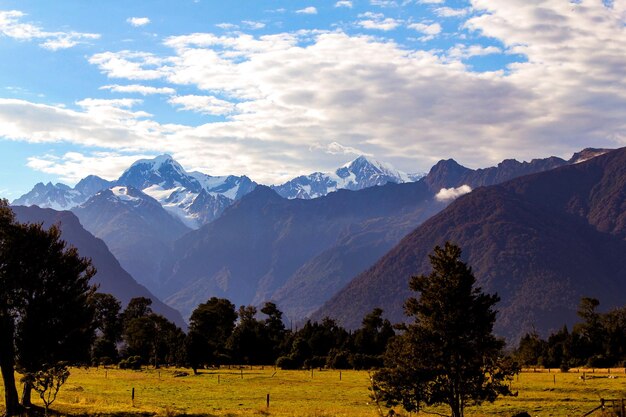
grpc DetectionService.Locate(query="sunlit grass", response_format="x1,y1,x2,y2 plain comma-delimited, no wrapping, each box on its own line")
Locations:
2,367,626,416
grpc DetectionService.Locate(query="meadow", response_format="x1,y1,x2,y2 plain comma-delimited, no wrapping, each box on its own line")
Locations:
2,367,626,416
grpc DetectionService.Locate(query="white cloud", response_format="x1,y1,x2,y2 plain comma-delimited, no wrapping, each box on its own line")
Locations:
168,95,236,116
216,23,238,30
127,17,150,27
296,7,318,15
89,51,166,80
5,1,626,185
0,98,172,152
26,152,155,184
76,98,142,109
335,1,353,8
242,20,266,30
100,84,176,95
358,12,402,31
435,185,472,202
417,0,444,3
370,0,398,7
0,10,100,50
447,44,501,60
434,7,470,18
408,22,442,40
312,141,371,156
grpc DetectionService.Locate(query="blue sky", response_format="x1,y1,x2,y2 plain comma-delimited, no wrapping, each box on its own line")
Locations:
1,0,625,199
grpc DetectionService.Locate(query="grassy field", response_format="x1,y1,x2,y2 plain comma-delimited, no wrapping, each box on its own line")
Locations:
2,367,626,416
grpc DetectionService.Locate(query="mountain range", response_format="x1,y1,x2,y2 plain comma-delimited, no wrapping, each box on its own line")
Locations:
154,150,597,321
10,147,620,341
14,154,419,228
13,155,426,291
271,155,424,199
314,147,625,341
14,155,257,229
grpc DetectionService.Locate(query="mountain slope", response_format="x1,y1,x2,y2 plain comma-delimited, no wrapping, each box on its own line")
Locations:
270,151,591,320
158,182,435,319
314,147,626,340
11,205,185,328
73,186,190,290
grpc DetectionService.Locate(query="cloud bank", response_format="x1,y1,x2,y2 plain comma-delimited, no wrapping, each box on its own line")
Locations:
1,1,625,184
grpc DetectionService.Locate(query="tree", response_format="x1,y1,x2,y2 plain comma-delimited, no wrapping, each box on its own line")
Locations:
515,331,547,367
228,306,269,364
261,302,288,361
374,242,516,417
186,297,237,370
0,200,22,415
0,201,96,414
120,298,183,368
22,363,70,416
353,307,395,357
91,293,123,364
122,297,153,322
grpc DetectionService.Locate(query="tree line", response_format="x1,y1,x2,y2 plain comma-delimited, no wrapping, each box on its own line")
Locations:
93,295,396,373
514,297,626,370
0,199,520,417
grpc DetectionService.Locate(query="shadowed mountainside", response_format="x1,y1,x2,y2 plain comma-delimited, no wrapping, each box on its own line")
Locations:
12,205,186,328
313,147,626,341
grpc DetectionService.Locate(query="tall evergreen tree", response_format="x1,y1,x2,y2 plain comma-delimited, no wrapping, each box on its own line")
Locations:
374,242,516,417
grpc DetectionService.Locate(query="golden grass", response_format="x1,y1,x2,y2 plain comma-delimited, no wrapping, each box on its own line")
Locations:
1,367,626,416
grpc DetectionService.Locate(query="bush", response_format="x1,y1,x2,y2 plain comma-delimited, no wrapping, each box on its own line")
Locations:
303,356,326,370
586,355,612,369
350,354,383,370
99,357,114,367
326,350,352,370
276,356,299,370
119,356,142,370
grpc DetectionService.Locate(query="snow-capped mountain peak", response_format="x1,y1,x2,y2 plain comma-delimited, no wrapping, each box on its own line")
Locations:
339,155,411,183
13,182,84,210
272,155,416,199
116,155,257,228
118,154,199,192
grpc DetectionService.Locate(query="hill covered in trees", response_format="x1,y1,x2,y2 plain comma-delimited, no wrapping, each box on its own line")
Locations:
315,147,626,341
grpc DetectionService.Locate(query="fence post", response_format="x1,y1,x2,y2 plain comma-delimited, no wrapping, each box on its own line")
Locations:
266,393,270,408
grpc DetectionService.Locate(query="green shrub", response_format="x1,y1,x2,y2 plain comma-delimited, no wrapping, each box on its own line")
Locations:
119,356,142,370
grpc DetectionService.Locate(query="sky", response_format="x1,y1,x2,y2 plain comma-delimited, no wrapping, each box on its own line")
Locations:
0,0,625,199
